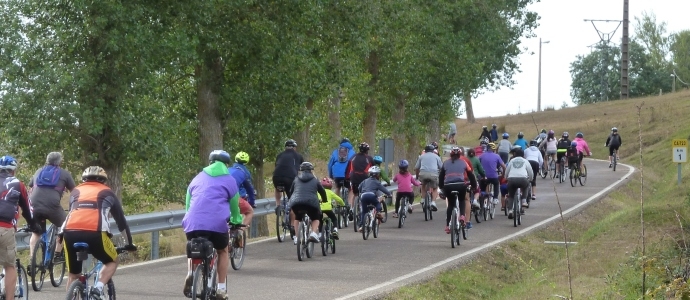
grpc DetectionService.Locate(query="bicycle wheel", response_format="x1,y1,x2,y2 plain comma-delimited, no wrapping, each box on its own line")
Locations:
482,195,489,221
450,209,457,248
569,167,576,187
31,239,46,291
321,222,328,257
373,217,379,238
559,162,566,183
105,279,116,300
362,214,370,240
489,198,496,220
579,164,587,186
353,197,360,233
398,203,405,229
513,195,519,227
461,220,468,240
17,263,28,300
306,224,314,259
539,164,547,179
231,231,245,270
381,201,388,223
473,202,481,224
423,194,429,221
49,230,66,288
65,280,84,300
613,153,617,171
276,207,285,243
190,264,205,299
330,235,336,254
297,222,305,261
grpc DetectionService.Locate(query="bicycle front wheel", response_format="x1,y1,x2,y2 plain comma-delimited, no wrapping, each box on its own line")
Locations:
106,279,116,300
231,231,246,270
65,279,84,300
579,164,587,186
31,239,46,291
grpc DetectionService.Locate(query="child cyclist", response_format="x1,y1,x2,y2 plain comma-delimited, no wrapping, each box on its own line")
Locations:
318,178,345,240
373,156,391,186
392,160,421,218
566,142,580,171
357,166,392,232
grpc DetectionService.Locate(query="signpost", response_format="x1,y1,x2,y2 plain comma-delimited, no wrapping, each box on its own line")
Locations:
672,139,688,185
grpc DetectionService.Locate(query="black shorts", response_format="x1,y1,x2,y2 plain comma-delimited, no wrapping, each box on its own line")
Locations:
185,230,229,251
291,204,322,221
608,145,620,156
32,208,66,234
350,175,367,195
272,176,294,191
556,151,566,162
63,231,117,275
528,160,539,186
334,178,350,191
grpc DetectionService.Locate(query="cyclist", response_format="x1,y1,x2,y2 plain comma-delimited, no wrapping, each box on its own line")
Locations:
415,145,443,211
318,178,344,240
372,156,391,186
497,133,512,163
513,132,528,150
272,139,304,211
345,142,374,220
447,122,457,144
327,138,355,192
524,140,543,201
555,132,572,178
356,166,391,232
566,142,581,171
605,127,622,168
539,130,558,169
573,132,592,171
478,126,491,143
63,166,136,299
466,148,485,209
490,124,499,142
229,151,255,228
534,129,547,145
182,151,242,299
392,160,420,218
288,162,328,244
0,156,37,299
28,152,75,264
439,147,477,234
479,143,506,206
505,148,533,218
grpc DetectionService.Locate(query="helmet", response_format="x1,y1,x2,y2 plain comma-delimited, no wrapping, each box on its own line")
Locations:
235,151,249,163
513,148,524,158
482,125,488,129
529,140,538,146
502,133,509,139
480,139,488,145
208,150,231,164
320,177,333,189
541,129,546,133
431,141,439,149
373,156,383,164
0,156,17,170
358,142,370,152
576,132,584,138
398,160,409,168
299,162,314,171
340,138,350,144
612,127,618,132
518,132,524,138
492,124,497,128
562,132,569,138
488,143,497,150
450,146,461,156
368,166,381,177
424,144,435,152
510,145,522,153
285,139,297,148
82,166,107,182
548,130,555,135
571,141,578,147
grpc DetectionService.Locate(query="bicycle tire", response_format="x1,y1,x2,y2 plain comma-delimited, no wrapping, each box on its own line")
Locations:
482,195,489,221
423,193,429,221
539,164,547,179
363,214,371,240
450,209,457,248
473,202,481,224
489,198,495,220
570,167,576,187
321,221,329,257
45,227,65,288
613,153,617,171
275,207,285,243
297,223,305,261
230,231,245,270
106,279,116,300
461,220,467,240
331,235,336,254
381,201,387,224
65,280,84,300
17,263,28,300
190,264,205,299
30,238,46,291
579,164,587,186
513,194,519,227
373,216,379,238
353,197,360,233
306,222,314,259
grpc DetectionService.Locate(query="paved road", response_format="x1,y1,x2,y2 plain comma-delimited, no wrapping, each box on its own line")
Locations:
31,159,632,300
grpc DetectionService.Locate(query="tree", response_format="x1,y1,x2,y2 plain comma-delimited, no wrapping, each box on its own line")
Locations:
634,11,671,70
671,30,690,87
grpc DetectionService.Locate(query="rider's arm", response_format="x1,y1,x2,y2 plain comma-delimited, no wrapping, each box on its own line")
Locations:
605,135,611,147
228,193,243,225
376,181,392,197
327,151,335,179
65,173,77,192
243,176,256,206
106,193,134,245
344,159,352,181
438,166,446,189
619,136,622,146
526,162,534,182
329,190,346,207
466,169,477,190
380,168,390,185
504,162,512,178
17,182,35,227
414,157,421,178
316,183,328,203
411,175,421,186
475,159,485,178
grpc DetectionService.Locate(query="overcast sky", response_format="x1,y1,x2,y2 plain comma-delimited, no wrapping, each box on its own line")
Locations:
464,0,690,118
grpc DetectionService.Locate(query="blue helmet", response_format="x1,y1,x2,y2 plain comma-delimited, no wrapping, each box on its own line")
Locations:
373,156,383,164
398,159,409,168
0,156,17,170
502,133,509,139
571,141,578,147
208,150,231,164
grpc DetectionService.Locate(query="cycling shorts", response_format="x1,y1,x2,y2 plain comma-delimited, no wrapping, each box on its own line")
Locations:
291,204,322,222
63,231,117,275
350,176,367,195
185,230,229,251
556,149,567,162
608,145,620,156
272,176,294,191
334,177,350,191
32,208,66,234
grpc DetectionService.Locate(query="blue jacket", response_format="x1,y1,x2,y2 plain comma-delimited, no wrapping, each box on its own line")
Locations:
328,141,355,178
490,129,498,142
229,163,256,206
514,138,528,150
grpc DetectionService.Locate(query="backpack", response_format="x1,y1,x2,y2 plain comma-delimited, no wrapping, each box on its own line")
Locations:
337,146,349,163
36,165,61,188
557,139,571,149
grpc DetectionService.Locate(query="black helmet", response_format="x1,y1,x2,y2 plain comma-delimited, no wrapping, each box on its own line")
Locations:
518,132,524,138
529,140,538,146
492,124,497,128
562,132,569,138
285,139,297,148
340,138,350,144
431,141,439,149
358,142,370,152
424,144,435,152
208,150,231,164
513,148,524,158
299,162,314,171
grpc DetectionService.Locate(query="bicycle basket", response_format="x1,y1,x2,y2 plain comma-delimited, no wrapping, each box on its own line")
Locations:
186,238,214,259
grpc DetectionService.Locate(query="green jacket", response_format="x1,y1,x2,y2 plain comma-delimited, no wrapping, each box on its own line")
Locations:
469,156,485,179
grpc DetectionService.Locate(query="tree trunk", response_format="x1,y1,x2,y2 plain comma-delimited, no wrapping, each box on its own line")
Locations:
251,144,269,236
464,92,476,123
328,89,343,145
427,118,440,144
294,98,314,161
392,94,407,167
195,51,224,166
406,133,420,170
103,163,123,200
363,51,379,146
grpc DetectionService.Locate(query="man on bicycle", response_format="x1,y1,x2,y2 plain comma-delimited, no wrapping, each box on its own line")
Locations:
287,162,328,244
415,145,443,211
327,138,355,193
498,133,512,164
229,151,255,229
555,132,572,178
439,147,477,234
357,166,391,232
62,166,136,299
490,124,499,142
479,143,506,206
0,156,37,299
272,139,304,211
345,142,374,220
524,140,543,200
605,127,622,168
182,150,242,300
28,152,76,264
505,148,533,218
318,178,345,240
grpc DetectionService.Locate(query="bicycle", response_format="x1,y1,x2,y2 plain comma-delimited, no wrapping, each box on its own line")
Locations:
481,181,496,221
295,211,315,261
510,187,524,227
336,181,350,229
554,153,567,183
1,227,32,300
228,224,247,271
449,191,467,248
362,204,381,240
378,195,388,224
422,187,433,221
185,236,217,300
65,242,134,300
569,161,588,187
612,148,618,172
320,214,335,256
29,222,66,291
274,187,290,243
352,195,361,233
470,186,481,224
397,195,411,229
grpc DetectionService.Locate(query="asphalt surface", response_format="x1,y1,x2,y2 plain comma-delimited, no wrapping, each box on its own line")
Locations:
31,159,632,300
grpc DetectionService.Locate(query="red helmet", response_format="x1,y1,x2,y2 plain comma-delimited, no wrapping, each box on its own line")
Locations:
320,177,333,189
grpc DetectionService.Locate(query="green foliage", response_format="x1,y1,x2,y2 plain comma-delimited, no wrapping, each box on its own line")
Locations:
671,30,690,87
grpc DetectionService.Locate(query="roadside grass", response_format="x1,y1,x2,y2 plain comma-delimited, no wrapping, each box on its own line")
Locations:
386,91,690,299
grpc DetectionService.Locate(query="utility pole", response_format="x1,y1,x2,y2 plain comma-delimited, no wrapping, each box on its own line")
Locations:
620,0,630,99
538,38,550,112
584,19,622,102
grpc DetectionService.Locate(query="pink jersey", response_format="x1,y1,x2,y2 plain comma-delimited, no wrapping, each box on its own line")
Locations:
393,172,421,193
573,137,591,156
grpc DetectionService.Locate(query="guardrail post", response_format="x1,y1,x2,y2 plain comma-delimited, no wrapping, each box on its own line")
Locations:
151,231,159,260
250,223,258,238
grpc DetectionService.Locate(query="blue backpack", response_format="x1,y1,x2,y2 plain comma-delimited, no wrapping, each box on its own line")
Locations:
36,165,61,188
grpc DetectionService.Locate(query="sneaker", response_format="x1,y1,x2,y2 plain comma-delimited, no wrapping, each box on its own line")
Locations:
471,200,480,209
407,204,413,213
331,229,339,240
492,198,499,205
430,201,438,211
357,227,363,233
216,289,229,300
89,286,106,300
183,275,193,297
392,212,399,218
521,200,529,208
444,226,450,234
54,251,65,264
501,206,505,211
531,194,536,200
308,232,319,242
348,209,354,221
466,222,473,229
292,236,298,245
508,210,514,219
609,163,613,168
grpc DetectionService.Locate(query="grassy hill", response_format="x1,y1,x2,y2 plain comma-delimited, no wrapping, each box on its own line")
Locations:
387,90,690,299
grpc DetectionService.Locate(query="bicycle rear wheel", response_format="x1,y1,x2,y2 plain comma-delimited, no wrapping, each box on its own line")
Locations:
363,214,371,240
231,231,246,270
30,239,46,291
190,264,206,300
513,195,519,227
321,222,329,257
613,154,617,171
381,201,387,223
276,207,286,243
65,280,84,300
423,194,430,221
579,164,587,186
353,197,360,232
482,195,488,221
297,223,305,261
569,168,576,187
373,217,379,238
398,201,405,229
48,227,66,288
306,225,314,259
450,210,457,248
106,279,116,300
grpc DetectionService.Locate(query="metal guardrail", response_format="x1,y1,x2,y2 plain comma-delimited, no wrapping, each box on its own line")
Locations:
16,183,401,259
